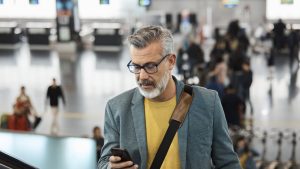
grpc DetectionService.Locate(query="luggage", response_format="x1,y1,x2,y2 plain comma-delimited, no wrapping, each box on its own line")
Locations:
0,113,9,129
33,116,42,129
7,114,31,131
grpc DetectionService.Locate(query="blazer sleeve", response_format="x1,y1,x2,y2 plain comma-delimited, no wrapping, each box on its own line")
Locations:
211,92,242,169
98,101,120,169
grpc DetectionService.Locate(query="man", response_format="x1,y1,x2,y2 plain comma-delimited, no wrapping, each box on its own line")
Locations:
99,26,241,169
222,84,245,128
46,78,65,135
14,86,41,129
93,126,105,162
272,19,286,50
15,86,34,116
10,86,35,131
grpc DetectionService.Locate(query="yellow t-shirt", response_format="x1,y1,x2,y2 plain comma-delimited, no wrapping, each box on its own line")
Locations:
144,96,181,169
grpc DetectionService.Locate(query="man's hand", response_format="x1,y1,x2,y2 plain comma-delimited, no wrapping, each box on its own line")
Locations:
109,156,138,169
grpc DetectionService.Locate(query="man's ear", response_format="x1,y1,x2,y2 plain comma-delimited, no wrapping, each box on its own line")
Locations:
168,54,176,70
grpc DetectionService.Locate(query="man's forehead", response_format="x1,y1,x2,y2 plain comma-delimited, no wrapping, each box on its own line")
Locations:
130,44,162,61
130,49,160,57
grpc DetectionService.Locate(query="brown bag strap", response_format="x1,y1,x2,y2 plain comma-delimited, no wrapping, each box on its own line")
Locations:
150,85,193,169
170,85,193,126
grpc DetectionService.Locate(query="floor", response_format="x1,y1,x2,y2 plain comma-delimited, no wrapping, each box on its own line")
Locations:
0,43,136,137
0,38,300,163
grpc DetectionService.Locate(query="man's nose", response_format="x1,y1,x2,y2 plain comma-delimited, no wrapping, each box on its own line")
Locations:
139,68,149,80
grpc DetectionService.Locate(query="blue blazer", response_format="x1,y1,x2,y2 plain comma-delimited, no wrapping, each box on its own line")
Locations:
99,78,241,169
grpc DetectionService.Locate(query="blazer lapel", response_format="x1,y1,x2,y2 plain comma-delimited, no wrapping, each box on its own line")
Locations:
131,89,148,169
178,114,189,169
175,79,189,169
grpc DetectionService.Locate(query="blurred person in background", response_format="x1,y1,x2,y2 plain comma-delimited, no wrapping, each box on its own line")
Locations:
14,86,35,116
239,59,253,115
46,78,65,135
272,19,286,50
206,58,228,99
11,86,38,130
93,126,104,162
186,37,205,76
234,136,258,169
222,84,245,128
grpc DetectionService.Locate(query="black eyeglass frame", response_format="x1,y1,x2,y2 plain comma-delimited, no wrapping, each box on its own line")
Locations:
127,54,170,74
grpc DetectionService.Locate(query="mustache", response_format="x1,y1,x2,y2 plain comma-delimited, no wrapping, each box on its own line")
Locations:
138,79,155,86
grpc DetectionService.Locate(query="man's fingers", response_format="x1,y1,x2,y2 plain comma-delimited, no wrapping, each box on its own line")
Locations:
132,164,139,169
109,155,121,162
109,156,138,169
110,161,133,169
124,164,138,169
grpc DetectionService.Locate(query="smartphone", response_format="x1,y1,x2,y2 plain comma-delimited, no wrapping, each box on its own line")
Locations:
110,148,133,162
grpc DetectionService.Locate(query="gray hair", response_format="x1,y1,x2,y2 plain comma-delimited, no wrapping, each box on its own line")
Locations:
127,25,174,56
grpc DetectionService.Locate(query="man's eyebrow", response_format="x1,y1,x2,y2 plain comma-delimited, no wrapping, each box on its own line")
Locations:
131,61,156,66
130,62,141,66
130,61,140,65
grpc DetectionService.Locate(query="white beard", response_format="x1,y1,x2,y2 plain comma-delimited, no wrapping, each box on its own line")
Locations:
137,72,170,99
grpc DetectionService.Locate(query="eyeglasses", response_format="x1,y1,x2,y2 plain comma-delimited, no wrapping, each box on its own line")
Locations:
127,54,170,74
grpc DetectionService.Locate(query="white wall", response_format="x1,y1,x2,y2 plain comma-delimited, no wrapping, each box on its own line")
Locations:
0,0,267,27
78,0,146,19
266,0,300,20
0,0,56,19
5,0,298,30
148,0,266,29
